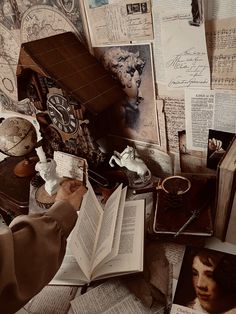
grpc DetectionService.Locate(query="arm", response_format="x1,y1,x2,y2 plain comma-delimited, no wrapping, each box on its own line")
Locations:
0,180,86,314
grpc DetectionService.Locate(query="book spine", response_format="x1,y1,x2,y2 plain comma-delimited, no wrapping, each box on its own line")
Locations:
222,170,236,241
214,169,236,241
214,135,236,240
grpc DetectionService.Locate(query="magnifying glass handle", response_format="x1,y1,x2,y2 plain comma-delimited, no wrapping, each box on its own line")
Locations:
133,186,156,195
132,180,161,195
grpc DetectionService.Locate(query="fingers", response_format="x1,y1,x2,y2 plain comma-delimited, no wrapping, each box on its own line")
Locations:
73,185,87,196
209,138,222,150
60,179,83,193
55,179,87,210
70,181,84,193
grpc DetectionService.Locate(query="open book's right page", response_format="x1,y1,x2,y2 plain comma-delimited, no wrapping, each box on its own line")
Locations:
92,199,144,281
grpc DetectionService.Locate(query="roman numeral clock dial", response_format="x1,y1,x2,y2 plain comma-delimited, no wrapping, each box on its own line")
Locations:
47,94,78,134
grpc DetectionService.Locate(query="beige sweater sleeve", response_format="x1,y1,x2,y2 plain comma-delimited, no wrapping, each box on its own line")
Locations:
0,200,77,314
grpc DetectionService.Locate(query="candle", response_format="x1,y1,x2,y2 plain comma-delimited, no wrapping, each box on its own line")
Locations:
35,146,47,163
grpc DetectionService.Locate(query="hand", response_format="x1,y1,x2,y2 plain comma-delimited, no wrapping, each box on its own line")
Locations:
55,179,87,210
208,138,223,151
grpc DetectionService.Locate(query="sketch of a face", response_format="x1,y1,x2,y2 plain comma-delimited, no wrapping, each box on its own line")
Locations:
192,255,220,313
103,47,145,111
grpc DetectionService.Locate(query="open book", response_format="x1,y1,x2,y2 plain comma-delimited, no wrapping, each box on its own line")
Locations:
54,182,144,284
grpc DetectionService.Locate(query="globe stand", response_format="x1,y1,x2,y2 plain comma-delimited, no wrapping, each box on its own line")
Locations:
14,156,38,177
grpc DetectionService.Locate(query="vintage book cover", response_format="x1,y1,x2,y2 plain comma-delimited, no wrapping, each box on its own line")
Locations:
171,246,236,314
214,135,236,241
151,176,215,237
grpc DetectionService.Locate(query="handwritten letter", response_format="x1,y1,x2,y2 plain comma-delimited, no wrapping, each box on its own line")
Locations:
160,12,210,89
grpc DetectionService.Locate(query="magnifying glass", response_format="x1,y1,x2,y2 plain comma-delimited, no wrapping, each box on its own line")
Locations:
133,175,191,195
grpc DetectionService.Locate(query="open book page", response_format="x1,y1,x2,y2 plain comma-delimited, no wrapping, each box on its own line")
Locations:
92,199,144,280
71,279,164,314
50,213,88,285
69,181,104,280
92,184,123,269
50,250,87,285
98,186,127,267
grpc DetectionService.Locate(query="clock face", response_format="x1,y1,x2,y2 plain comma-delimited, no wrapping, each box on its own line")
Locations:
47,94,78,134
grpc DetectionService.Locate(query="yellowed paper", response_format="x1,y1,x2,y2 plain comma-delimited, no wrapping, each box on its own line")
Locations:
83,0,153,46
160,9,210,90
185,89,236,151
163,96,185,153
205,0,236,20
206,17,236,90
24,285,77,314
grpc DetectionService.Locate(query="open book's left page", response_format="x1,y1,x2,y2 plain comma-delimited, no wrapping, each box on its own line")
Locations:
50,240,88,285
92,184,124,269
69,181,104,281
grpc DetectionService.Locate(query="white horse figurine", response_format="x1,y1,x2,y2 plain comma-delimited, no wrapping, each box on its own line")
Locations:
109,146,151,184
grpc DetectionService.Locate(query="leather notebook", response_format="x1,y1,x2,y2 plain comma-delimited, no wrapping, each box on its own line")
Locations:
149,176,215,237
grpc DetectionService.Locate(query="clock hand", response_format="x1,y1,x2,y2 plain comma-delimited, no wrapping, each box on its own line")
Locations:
49,103,65,122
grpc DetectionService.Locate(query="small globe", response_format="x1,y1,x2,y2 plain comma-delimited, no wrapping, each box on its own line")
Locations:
0,116,37,156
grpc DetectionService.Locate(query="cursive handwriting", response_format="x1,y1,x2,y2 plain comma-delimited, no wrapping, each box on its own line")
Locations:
166,47,209,87
166,47,206,69
168,73,209,88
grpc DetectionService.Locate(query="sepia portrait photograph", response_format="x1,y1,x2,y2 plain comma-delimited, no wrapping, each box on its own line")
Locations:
173,247,236,314
206,129,235,170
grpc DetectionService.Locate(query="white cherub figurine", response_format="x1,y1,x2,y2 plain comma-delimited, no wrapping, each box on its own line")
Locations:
35,158,61,196
109,145,151,186
35,146,61,196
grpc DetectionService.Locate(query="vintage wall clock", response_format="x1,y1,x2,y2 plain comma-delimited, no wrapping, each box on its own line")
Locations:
47,94,78,134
